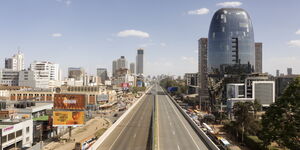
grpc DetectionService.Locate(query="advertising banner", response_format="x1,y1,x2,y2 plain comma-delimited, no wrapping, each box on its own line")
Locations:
53,111,84,126
54,94,86,110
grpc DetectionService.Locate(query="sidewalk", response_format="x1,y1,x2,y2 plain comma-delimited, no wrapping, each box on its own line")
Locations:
44,117,111,150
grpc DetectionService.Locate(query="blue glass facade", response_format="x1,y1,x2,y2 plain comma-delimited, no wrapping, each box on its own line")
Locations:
208,8,255,75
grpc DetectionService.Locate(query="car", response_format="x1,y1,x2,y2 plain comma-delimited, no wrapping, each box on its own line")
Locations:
113,113,118,117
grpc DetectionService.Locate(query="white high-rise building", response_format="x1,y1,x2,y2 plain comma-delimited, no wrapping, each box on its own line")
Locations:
19,61,61,88
136,49,144,75
5,51,25,71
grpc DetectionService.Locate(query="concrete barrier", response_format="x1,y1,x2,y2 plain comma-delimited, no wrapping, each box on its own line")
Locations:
164,89,220,150
89,87,153,150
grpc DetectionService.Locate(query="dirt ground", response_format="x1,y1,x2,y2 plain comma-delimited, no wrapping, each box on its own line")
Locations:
44,117,111,150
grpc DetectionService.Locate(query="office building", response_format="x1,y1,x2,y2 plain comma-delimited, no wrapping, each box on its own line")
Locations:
287,68,292,75
97,68,108,83
136,49,144,75
68,67,85,81
117,56,128,70
0,119,33,149
276,70,280,77
255,42,263,73
185,73,198,86
112,61,117,77
198,38,208,89
4,51,24,71
226,83,245,98
130,63,135,74
19,61,61,88
0,69,19,86
208,8,255,75
185,73,198,94
252,81,275,107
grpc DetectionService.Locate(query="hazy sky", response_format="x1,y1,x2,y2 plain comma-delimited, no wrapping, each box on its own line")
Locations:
0,0,300,77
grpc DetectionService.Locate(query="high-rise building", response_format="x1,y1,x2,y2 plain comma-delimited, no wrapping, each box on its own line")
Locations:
276,70,280,77
0,69,19,86
68,67,85,81
208,8,255,75
97,68,108,83
117,56,128,70
255,43,263,73
5,51,24,71
136,49,144,75
287,68,292,75
19,61,61,88
198,38,208,89
130,63,135,74
112,60,117,77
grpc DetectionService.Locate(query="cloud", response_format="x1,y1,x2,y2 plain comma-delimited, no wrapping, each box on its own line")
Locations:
216,1,242,7
117,30,150,38
160,43,167,47
188,8,210,15
181,56,197,64
51,33,62,37
296,29,300,35
287,40,300,47
56,0,72,6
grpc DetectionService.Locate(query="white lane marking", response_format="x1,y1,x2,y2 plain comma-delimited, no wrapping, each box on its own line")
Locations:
164,95,201,150
156,92,160,150
169,122,171,126
133,133,136,138
167,115,170,119
172,130,175,135
108,96,146,150
177,145,181,150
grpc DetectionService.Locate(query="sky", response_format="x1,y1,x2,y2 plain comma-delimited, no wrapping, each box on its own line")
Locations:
0,0,300,77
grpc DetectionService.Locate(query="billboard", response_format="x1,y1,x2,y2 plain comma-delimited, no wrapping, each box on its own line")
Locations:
54,94,86,110
167,87,178,92
53,111,84,126
137,81,143,87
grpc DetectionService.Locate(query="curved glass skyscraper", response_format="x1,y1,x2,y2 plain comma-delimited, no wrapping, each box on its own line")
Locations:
208,8,255,75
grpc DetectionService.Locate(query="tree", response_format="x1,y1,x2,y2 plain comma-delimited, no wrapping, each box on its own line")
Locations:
260,77,300,150
253,99,262,119
233,101,254,143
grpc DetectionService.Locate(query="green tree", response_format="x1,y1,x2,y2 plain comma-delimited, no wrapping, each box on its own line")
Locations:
253,99,262,119
260,77,300,150
233,101,254,143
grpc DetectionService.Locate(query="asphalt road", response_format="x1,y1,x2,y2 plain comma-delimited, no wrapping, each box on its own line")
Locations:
97,89,154,150
156,85,209,150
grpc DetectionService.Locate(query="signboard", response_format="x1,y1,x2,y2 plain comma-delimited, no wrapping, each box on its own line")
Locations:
53,111,84,126
121,83,129,88
97,94,109,102
137,81,143,87
3,126,14,133
167,87,178,92
54,94,86,110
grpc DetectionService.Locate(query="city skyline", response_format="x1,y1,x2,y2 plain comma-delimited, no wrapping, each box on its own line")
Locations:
0,0,299,76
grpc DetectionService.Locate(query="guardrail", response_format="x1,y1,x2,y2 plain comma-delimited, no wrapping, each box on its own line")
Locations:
163,89,220,150
89,86,153,150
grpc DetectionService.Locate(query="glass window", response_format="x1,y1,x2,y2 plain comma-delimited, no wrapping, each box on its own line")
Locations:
2,135,7,143
16,130,22,137
8,133,15,141
26,127,30,133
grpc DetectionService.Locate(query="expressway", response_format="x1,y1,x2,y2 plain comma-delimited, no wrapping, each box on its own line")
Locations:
97,88,154,150
156,85,209,150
